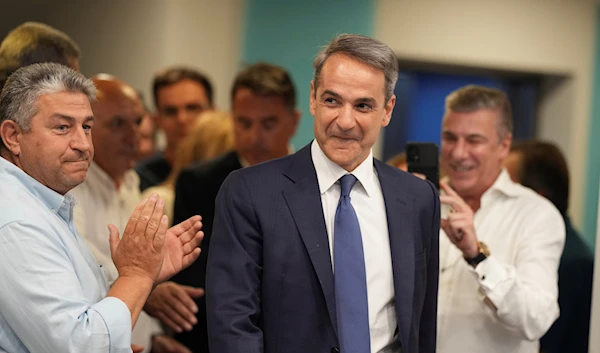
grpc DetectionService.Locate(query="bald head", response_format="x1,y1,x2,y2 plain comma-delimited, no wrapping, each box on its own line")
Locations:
90,74,144,185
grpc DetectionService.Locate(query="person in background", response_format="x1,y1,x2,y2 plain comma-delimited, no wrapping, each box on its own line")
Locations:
505,140,594,353
436,85,565,353
142,110,234,226
137,91,157,162
0,21,80,89
138,114,157,162
136,67,214,191
70,74,201,353
171,62,300,352
0,62,202,353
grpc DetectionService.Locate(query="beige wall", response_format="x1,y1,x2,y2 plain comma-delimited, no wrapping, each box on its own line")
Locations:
1,0,595,226
0,0,244,110
375,0,596,229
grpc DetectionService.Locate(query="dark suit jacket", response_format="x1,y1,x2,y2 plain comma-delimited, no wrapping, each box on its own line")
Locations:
206,143,440,353
135,152,171,191
540,216,594,353
171,150,243,352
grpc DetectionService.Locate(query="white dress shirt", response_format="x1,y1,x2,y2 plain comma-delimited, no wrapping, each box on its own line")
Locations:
311,140,397,353
70,162,163,352
0,157,132,353
437,169,565,353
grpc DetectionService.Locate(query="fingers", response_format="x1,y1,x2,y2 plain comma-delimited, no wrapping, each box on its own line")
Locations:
411,172,426,180
171,216,202,235
176,220,203,245
439,180,458,197
153,215,169,251
131,344,144,353
123,198,146,236
181,248,202,271
181,285,205,299
155,310,185,333
160,299,195,332
181,229,203,256
153,335,193,353
134,193,159,237
448,212,468,222
108,224,120,257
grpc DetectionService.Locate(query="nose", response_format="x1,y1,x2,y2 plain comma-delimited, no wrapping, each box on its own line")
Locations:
247,123,263,147
451,139,468,160
125,121,140,147
335,104,356,132
176,109,194,127
71,126,91,153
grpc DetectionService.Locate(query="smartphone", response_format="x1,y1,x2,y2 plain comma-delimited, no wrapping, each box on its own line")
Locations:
405,142,440,190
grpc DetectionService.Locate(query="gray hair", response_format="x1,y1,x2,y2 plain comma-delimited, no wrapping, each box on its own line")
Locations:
313,34,399,102
0,62,96,142
444,85,513,138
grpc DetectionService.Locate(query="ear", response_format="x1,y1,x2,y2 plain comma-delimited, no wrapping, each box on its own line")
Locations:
382,94,396,127
309,81,316,117
499,132,513,160
0,120,23,156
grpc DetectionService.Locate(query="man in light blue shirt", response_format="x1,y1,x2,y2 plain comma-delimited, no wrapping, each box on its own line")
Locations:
0,63,203,353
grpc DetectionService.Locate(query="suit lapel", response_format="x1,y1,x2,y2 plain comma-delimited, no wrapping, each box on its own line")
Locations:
375,160,416,349
282,144,338,334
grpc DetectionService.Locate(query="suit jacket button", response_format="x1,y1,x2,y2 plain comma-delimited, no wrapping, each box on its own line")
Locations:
331,348,340,353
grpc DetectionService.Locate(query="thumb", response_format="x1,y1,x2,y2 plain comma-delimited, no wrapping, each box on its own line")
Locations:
182,285,205,298
108,224,120,258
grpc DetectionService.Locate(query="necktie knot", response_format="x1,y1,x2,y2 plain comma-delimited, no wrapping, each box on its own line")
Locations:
340,174,358,197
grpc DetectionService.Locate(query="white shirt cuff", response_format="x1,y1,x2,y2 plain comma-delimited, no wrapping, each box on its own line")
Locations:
469,255,514,306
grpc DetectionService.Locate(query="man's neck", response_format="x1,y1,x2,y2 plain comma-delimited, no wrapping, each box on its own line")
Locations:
0,149,16,165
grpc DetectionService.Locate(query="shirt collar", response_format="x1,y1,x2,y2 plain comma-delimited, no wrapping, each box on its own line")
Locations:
0,156,73,218
311,139,378,197
483,169,522,198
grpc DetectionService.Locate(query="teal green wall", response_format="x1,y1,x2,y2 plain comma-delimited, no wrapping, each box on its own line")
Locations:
241,0,375,150
583,6,600,250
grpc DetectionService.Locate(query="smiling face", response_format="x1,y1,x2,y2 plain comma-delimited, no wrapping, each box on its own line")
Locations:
440,109,512,199
15,91,94,194
310,53,395,172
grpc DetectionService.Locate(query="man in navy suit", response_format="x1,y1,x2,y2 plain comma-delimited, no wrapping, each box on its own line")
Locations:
206,34,440,353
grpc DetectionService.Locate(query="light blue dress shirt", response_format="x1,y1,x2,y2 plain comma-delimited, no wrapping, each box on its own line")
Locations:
0,157,132,353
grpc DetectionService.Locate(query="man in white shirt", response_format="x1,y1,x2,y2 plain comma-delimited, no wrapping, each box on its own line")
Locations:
436,85,565,353
71,74,203,353
0,62,202,353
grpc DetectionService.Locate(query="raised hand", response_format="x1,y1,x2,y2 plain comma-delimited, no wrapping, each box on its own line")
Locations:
439,180,479,258
109,193,167,283
157,215,203,283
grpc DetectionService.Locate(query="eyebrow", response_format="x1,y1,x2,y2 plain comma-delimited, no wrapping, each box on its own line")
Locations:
320,90,377,105
320,90,342,100
442,130,487,140
50,114,94,123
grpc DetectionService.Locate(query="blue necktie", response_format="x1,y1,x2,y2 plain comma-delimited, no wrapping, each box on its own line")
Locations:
334,174,371,353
